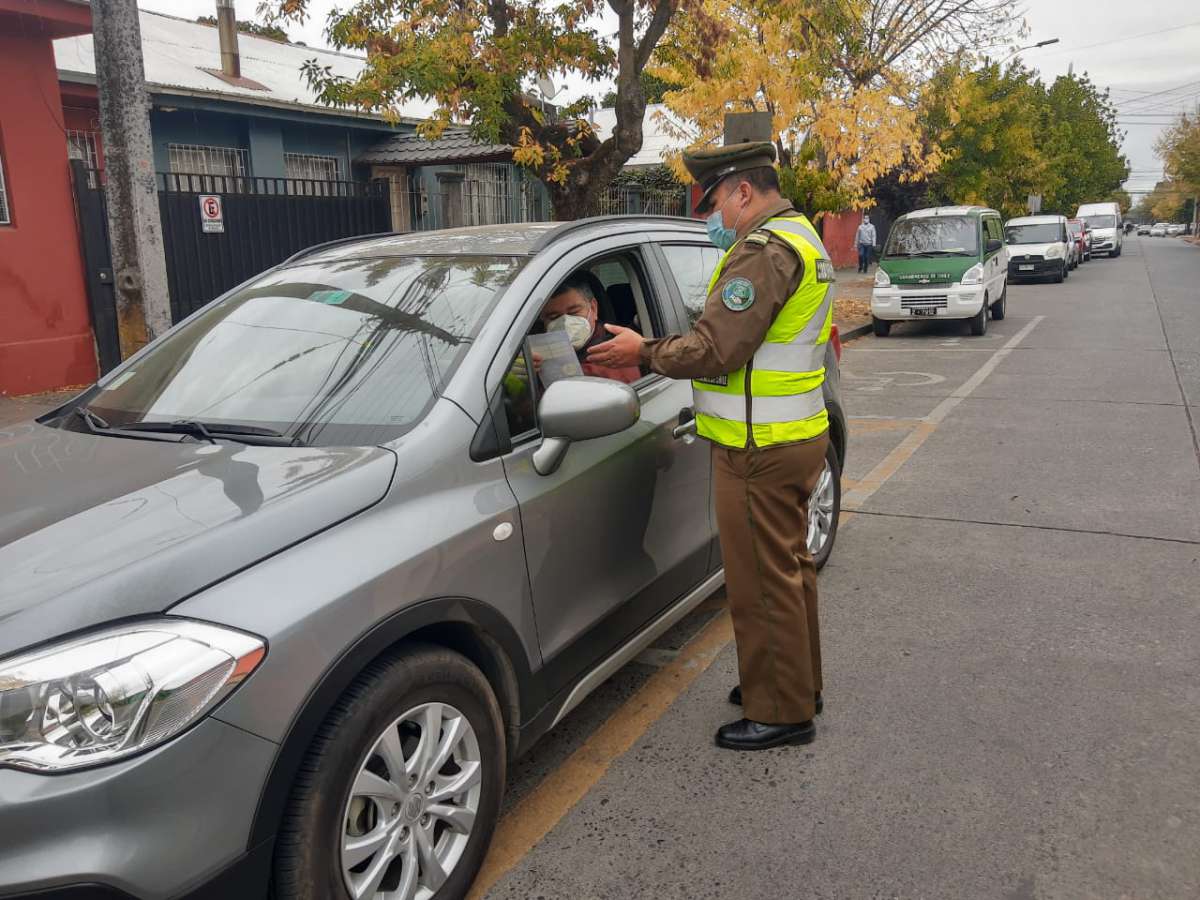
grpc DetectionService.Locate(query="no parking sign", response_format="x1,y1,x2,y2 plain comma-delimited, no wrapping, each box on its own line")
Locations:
199,194,224,233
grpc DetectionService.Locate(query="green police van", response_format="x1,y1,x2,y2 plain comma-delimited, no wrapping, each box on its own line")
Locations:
870,205,1008,337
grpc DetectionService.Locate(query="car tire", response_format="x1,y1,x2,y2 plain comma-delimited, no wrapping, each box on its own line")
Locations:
969,297,988,336
1052,264,1064,284
990,282,1007,320
1114,245,1122,258
272,645,505,900
872,317,891,337
808,442,842,570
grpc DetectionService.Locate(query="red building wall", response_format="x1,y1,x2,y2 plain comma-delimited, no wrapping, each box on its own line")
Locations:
819,210,864,270
0,25,96,394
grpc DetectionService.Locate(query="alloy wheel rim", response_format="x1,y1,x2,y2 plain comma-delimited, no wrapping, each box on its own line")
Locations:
806,459,835,557
340,702,482,900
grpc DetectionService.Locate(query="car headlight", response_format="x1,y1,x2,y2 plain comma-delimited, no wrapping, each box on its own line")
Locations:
1045,244,1064,259
959,263,984,286
0,620,264,772
873,268,891,287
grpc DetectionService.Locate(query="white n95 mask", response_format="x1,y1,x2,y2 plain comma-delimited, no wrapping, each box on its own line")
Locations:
547,314,593,350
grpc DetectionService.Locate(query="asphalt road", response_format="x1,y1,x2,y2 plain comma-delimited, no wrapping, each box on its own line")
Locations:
481,236,1200,900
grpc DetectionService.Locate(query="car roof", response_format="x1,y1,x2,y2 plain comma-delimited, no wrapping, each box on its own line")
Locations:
1006,215,1064,225
902,205,997,219
285,216,707,265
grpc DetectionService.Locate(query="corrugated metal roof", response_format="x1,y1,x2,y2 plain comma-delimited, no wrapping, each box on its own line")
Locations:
357,131,512,165
53,9,436,122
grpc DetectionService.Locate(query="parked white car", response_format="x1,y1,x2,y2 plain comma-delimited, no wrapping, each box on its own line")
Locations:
1005,214,1073,284
1075,202,1123,257
1150,223,1169,237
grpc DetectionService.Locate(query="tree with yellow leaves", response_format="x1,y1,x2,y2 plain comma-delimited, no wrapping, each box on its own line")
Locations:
652,0,1022,216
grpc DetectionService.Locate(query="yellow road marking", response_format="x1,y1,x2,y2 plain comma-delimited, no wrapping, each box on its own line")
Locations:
476,315,1046,894
470,609,735,898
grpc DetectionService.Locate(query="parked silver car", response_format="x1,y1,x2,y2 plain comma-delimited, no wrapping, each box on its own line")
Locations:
0,218,847,900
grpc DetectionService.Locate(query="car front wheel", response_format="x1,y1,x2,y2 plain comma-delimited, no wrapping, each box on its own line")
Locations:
808,442,841,570
990,282,1007,320
272,646,505,900
872,316,891,337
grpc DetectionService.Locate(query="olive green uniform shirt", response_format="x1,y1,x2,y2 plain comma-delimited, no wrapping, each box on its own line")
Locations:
640,199,806,380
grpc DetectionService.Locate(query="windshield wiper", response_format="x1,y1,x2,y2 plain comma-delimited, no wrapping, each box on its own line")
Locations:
117,420,304,446
73,410,303,447
913,250,971,256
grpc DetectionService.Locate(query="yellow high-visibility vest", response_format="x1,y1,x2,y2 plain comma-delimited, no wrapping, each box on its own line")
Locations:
692,214,835,449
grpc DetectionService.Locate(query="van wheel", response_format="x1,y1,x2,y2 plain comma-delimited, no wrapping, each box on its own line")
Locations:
1052,264,1064,284
872,317,891,337
969,298,988,336
990,283,1007,320
272,646,505,900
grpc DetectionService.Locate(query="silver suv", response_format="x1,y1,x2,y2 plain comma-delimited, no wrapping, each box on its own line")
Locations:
0,217,847,900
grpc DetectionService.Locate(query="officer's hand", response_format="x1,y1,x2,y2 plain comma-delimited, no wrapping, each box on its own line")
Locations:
587,324,643,368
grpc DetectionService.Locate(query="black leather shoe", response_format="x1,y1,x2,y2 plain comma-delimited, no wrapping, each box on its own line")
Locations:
715,718,815,751
729,685,823,715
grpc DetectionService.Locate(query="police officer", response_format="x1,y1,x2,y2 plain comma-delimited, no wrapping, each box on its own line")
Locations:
587,142,834,751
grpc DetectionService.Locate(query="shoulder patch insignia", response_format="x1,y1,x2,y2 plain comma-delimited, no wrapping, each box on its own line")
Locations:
744,231,770,246
722,277,756,311
814,258,837,283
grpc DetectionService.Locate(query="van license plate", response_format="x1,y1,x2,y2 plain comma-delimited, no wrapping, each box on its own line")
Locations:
1019,264,1034,271
911,308,937,317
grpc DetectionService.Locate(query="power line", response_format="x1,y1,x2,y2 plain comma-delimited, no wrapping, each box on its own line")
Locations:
1041,20,1200,55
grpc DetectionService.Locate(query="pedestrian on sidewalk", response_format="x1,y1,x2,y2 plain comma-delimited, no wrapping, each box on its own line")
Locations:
585,142,833,751
856,212,877,273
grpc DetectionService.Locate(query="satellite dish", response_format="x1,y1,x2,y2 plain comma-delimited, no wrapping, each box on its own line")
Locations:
536,76,558,99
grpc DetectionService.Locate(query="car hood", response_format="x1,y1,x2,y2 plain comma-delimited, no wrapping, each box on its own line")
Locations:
0,423,396,657
1008,242,1060,257
1091,228,1116,239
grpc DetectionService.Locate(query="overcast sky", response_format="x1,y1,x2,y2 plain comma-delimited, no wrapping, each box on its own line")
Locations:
139,0,1200,196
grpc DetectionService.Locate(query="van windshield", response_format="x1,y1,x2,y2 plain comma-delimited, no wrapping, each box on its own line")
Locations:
883,216,978,257
79,255,524,446
1082,215,1117,229
1006,223,1063,244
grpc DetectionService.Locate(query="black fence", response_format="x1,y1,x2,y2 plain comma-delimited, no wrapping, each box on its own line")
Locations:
70,160,121,373
157,172,391,320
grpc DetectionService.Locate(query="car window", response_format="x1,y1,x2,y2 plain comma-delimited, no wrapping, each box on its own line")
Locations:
501,249,661,444
983,217,1002,245
1006,223,1063,244
660,244,723,325
884,216,978,257
84,256,524,446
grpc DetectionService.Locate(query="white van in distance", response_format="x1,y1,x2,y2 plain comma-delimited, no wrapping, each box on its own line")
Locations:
1075,202,1123,257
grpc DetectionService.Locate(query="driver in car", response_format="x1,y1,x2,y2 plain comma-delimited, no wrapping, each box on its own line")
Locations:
538,277,642,384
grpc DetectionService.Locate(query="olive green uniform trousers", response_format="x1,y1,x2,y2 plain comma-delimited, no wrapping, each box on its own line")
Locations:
712,431,828,724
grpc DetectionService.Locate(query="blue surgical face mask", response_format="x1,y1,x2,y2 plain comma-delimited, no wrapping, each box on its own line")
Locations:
705,189,745,251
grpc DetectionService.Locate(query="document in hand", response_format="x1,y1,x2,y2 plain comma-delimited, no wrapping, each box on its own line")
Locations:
526,331,584,388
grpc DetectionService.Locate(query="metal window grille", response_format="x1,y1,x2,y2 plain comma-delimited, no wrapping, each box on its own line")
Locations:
168,143,250,192
460,163,512,226
284,153,342,196
67,130,102,187
0,153,9,224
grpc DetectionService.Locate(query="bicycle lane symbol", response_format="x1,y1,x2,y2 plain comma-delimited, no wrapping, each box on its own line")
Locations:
839,371,948,393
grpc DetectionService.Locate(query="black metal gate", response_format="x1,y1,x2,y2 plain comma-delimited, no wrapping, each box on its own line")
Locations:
69,159,121,374
157,173,392,321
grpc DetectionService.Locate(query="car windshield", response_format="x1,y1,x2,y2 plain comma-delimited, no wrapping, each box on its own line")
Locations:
81,255,524,446
1006,223,1062,244
883,216,978,257
1068,223,1082,236
1082,215,1117,229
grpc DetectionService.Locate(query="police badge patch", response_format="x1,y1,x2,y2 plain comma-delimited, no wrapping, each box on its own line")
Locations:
722,277,756,311
815,259,836,283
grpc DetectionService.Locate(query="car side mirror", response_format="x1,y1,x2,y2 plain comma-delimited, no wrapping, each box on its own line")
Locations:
986,238,1003,253
532,377,640,476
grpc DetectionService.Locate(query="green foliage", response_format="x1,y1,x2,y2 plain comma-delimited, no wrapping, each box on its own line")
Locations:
909,63,1128,219
601,71,680,108
196,15,289,42
777,140,856,221
1156,113,1200,191
610,164,684,191
1037,74,1129,215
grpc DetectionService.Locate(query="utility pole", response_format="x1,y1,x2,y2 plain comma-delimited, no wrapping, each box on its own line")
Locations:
92,0,172,358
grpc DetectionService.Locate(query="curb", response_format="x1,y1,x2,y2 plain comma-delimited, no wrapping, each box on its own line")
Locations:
837,321,873,343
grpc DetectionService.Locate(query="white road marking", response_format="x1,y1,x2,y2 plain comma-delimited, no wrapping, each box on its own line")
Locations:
842,316,1045,510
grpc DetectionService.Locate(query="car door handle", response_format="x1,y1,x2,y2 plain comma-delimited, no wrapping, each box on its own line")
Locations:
672,408,697,440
